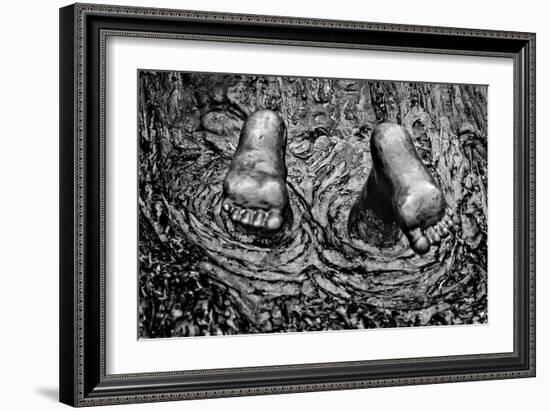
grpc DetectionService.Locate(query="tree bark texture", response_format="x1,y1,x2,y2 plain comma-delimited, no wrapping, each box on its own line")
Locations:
138,71,488,338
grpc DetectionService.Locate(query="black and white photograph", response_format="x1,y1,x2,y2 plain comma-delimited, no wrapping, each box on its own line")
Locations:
138,70,488,338
0,0,544,408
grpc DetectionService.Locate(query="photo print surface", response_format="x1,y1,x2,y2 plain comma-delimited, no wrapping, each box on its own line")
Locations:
138,70,488,338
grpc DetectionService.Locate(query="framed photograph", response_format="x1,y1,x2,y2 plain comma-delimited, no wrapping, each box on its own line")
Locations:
59,3,535,407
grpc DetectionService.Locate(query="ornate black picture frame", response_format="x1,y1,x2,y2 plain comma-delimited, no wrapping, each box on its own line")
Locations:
59,3,535,407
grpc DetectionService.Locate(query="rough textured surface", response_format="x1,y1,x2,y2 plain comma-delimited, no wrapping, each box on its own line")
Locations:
138,71,488,338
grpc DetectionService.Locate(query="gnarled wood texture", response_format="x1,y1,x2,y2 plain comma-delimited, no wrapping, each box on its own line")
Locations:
138,71,487,338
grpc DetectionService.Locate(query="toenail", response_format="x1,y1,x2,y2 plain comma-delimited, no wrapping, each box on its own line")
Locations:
241,210,252,224
408,228,423,242
266,213,282,230
414,237,430,254
253,211,265,226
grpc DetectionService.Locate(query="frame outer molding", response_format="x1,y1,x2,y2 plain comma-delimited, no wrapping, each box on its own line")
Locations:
60,2,536,407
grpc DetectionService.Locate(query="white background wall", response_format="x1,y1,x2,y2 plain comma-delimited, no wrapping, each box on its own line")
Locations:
0,0,545,409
